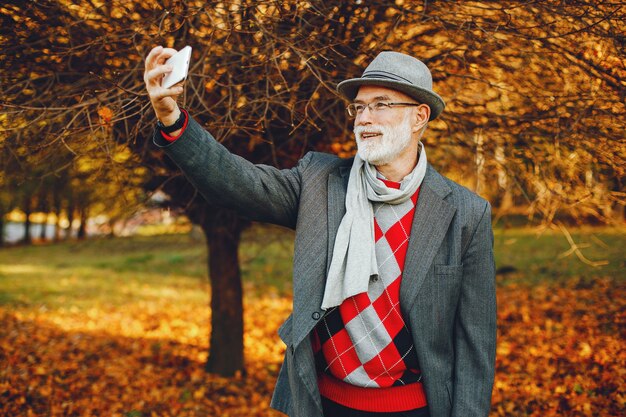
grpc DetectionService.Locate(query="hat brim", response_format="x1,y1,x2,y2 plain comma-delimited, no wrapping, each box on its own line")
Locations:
337,78,445,121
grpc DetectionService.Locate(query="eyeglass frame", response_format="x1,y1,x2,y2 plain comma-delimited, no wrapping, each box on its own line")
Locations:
346,101,423,118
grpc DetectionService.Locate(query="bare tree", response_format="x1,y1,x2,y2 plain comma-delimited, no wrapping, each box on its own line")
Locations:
1,0,623,375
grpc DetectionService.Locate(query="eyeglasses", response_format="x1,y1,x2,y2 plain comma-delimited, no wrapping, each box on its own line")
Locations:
346,101,421,118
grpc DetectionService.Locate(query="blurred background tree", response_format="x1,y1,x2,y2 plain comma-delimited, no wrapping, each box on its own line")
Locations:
1,0,624,376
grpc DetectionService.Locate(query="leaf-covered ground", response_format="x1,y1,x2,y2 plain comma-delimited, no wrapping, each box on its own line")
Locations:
2,279,623,416
493,278,624,416
0,290,291,417
0,229,624,416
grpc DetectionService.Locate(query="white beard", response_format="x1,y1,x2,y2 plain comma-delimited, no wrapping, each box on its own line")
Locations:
354,111,413,166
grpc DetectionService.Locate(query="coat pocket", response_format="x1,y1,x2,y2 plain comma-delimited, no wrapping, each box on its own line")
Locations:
435,264,463,276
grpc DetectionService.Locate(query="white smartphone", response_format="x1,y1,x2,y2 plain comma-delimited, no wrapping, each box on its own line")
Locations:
161,46,192,89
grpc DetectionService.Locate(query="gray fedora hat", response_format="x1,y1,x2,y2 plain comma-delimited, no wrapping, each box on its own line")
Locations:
337,51,445,120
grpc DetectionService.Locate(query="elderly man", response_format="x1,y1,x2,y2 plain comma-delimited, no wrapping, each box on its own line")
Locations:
144,49,496,417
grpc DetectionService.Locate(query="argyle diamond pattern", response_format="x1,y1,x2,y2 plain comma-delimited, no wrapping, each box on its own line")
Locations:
314,184,422,389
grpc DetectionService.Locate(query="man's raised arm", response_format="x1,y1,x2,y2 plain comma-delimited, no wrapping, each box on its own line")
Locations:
143,46,308,228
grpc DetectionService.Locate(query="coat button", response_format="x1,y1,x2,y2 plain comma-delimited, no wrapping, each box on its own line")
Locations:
312,312,321,320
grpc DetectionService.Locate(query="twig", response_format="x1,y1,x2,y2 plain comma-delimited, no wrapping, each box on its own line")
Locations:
555,222,609,267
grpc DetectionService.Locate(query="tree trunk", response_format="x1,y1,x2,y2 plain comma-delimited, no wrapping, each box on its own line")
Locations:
0,212,4,248
474,129,485,196
54,203,62,242
107,219,117,238
77,205,88,239
38,186,49,241
66,200,75,239
495,143,513,213
22,196,32,245
52,177,64,242
201,208,247,376
39,214,48,241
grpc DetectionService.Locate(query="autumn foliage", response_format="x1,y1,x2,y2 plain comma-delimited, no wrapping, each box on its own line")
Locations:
1,0,624,377
1,276,623,416
0,1,624,411
493,278,624,416
0,294,291,417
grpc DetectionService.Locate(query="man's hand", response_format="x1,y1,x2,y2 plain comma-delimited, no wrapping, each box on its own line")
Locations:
144,46,184,126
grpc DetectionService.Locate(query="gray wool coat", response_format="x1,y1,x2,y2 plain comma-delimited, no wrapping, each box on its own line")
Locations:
154,115,497,417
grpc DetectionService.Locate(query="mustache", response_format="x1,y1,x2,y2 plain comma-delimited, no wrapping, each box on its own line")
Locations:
354,125,386,140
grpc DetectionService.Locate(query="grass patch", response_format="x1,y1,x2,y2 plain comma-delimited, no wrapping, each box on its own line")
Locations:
0,223,294,311
494,226,625,285
0,224,622,311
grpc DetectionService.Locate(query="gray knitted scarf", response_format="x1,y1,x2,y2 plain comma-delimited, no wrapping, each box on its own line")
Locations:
321,143,428,310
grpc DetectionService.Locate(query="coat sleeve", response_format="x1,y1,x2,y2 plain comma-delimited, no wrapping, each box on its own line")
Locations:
153,114,312,229
452,201,497,416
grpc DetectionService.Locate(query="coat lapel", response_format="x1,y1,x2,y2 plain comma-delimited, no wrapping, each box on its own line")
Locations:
291,163,350,349
400,165,456,317
290,162,351,413
326,165,350,273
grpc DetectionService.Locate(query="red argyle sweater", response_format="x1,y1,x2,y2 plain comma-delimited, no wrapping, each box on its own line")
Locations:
313,179,427,412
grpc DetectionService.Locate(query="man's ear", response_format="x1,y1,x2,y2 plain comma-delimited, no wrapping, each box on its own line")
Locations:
412,105,430,133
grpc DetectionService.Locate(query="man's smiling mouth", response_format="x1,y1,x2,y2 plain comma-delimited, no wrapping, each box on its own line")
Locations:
361,132,382,140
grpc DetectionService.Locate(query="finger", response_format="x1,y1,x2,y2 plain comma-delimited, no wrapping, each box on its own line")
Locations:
167,85,185,96
171,80,186,89
144,65,173,85
149,85,184,101
155,47,180,65
145,46,179,72
145,45,164,71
